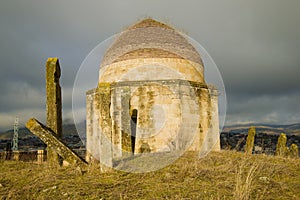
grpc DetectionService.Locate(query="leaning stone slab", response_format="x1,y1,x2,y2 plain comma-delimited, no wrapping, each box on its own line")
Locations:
26,118,87,168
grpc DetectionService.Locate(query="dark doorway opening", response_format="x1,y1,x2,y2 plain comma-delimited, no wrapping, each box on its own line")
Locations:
130,109,138,154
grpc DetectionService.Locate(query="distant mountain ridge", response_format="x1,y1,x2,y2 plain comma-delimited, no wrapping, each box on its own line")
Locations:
0,123,84,140
223,123,300,136
1,122,299,140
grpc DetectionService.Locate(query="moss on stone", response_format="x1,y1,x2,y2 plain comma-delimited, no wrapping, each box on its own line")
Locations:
46,58,62,166
95,83,112,140
140,142,151,153
136,85,154,128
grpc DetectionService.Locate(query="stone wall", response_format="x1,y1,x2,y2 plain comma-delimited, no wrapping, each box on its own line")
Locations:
86,84,113,168
86,79,220,163
0,150,45,162
99,58,204,83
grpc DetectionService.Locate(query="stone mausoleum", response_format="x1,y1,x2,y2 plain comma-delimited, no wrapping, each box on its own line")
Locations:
86,19,220,166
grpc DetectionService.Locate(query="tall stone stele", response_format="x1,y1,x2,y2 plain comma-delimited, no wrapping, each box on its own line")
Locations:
245,126,256,155
275,133,287,157
46,58,63,166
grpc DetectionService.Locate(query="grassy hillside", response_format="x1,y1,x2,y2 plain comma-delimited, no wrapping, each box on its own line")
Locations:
1,150,299,199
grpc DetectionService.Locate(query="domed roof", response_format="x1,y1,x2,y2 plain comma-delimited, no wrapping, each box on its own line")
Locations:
100,19,203,67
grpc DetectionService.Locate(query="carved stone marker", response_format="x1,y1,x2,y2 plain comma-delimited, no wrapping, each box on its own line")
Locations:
46,58,62,165
289,144,299,159
26,118,87,168
245,126,256,155
276,133,287,157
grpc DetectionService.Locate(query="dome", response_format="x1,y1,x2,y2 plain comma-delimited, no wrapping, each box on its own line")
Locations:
99,19,204,83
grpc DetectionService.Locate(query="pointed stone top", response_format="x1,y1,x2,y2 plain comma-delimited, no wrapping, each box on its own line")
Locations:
47,57,59,63
128,18,173,30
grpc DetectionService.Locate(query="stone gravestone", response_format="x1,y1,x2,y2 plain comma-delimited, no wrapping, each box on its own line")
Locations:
26,118,87,169
276,133,288,157
245,126,256,155
46,58,63,166
26,58,87,170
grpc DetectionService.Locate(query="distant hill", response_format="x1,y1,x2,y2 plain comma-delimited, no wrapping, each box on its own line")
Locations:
223,123,300,136
1,122,299,140
0,122,85,140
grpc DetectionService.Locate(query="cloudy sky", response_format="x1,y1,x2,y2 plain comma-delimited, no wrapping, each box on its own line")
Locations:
0,0,299,131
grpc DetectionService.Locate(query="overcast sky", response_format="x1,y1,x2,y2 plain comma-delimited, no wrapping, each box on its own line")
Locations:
0,0,300,131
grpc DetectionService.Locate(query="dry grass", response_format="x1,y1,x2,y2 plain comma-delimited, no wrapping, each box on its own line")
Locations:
1,150,299,199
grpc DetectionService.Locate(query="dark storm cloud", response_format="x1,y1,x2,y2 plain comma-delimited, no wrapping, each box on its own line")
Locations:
0,0,300,130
